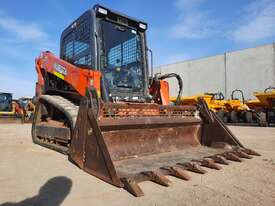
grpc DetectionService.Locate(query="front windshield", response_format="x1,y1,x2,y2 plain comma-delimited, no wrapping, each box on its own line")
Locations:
18,99,28,108
100,20,144,99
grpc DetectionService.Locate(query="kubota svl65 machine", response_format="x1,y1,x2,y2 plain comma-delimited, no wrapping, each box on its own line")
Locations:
32,5,259,197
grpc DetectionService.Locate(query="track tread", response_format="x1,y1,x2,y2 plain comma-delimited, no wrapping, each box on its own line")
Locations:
32,95,79,154
39,95,79,127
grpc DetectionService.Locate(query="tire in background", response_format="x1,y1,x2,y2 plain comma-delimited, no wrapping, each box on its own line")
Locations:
244,111,253,123
217,109,229,123
257,112,267,127
230,111,238,123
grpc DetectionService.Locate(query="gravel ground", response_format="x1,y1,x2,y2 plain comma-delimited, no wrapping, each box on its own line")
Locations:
0,124,274,206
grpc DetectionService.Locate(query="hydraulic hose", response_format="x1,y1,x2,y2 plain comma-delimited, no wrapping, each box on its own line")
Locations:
158,73,183,105
88,87,100,119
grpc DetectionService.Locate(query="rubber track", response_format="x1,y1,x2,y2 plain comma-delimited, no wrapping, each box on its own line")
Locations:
39,95,79,128
32,95,79,154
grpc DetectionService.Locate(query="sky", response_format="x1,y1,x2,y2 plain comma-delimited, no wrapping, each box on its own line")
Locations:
0,0,275,98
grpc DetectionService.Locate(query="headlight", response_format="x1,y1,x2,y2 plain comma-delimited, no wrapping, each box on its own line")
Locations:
98,7,108,15
139,23,147,30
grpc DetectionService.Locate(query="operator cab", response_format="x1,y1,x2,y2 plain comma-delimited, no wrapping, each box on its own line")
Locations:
60,5,149,102
0,93,12,112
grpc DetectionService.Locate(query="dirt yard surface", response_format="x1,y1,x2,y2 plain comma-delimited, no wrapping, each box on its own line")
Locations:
0,124,274,206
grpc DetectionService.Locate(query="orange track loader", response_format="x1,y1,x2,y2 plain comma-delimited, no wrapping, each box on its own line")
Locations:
32,5,260,197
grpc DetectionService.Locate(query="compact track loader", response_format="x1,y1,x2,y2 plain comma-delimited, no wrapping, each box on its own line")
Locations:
32,5,260,197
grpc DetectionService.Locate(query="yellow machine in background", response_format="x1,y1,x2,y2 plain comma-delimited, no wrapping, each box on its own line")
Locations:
245,99,263,109
246,87,275,126
172,90,254,124
172,92,225,111
224,89,253,123
171,92,228,122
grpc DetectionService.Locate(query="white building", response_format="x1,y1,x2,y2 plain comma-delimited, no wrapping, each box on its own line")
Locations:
156,43,275,100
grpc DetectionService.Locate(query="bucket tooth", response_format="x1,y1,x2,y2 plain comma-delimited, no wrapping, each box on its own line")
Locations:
209,155,230,165
240,148,261,156
233,150,253,159
211,142,232,149
161,166,191,181
121,178,144,197
170,166,191,181
179,162,207,174
200,158,222,170
143,171,172,187
223,152,242,162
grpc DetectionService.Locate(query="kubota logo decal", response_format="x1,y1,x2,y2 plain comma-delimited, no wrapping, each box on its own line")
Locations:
54,63,67,76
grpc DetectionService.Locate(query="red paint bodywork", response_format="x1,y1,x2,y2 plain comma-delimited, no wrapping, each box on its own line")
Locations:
35,51,170,105
35,51,101,97
159,80,170,105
